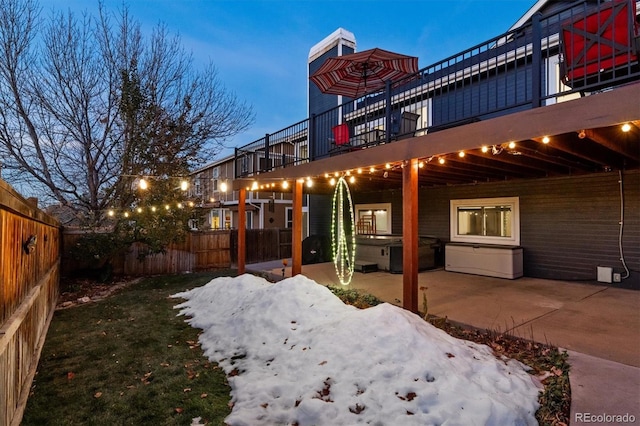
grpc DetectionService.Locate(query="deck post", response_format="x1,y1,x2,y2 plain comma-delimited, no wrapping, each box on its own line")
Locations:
402,158,419,313
237,187,246,274
292,179,303,276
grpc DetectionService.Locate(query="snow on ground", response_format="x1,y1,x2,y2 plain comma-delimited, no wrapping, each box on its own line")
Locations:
173,274,540,426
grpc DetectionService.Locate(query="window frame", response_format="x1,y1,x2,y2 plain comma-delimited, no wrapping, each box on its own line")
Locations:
450,197,520,246
354,203,392,235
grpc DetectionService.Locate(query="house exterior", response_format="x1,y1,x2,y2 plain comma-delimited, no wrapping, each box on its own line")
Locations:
231,0,640,307
190,155,310,236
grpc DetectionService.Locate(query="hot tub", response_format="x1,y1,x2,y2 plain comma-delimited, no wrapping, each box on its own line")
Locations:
355,235,440,273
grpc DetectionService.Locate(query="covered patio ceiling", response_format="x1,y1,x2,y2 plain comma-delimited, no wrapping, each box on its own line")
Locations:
234,82,640,194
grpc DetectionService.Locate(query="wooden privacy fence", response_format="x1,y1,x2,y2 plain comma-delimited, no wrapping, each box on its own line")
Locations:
62,229,232,276
231,228,293,264
62,228,293,277
0,180,60,426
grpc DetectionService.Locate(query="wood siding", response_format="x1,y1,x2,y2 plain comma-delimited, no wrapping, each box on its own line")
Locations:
1,180,60,426
352,171,639,286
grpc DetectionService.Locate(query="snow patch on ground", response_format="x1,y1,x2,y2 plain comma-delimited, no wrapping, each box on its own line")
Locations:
174,274,539,425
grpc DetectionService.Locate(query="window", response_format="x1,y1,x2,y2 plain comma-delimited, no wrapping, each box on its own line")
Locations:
285,207,293,229
194,174,202,196
285,207,309,238
354,203,392,234
450,197,520,245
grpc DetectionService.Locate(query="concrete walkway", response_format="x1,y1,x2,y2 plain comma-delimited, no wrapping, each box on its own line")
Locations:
247,261,640,424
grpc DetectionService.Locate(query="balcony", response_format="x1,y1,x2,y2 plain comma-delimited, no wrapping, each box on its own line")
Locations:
234,0,639,185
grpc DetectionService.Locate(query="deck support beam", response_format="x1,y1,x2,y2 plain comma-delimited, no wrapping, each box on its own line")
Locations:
237,187,246,275
402,158,419,313
292,179,303,276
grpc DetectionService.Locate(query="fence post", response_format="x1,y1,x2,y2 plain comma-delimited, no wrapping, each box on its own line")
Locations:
532,12,542,108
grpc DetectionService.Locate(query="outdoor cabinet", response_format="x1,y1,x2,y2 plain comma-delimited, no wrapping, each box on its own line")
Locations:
445,243,523,279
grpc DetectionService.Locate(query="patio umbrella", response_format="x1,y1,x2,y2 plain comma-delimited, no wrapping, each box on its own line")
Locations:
309,47,419,99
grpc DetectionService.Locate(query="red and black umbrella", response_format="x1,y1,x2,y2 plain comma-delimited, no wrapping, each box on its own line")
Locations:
310,47,419,98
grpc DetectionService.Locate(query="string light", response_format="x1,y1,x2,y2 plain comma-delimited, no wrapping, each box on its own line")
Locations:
438,158,445,165
481,146,489,153
508,141,516,149
621,123,631,132
331,176,356,285
138,178,148,190
542,136,550,144
282,181,289,189
180,180,189,191
458,151,465,158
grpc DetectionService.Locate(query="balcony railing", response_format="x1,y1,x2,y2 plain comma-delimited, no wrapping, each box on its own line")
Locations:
235,0,639,178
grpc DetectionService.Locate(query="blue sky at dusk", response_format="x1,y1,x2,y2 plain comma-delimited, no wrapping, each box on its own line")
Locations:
41,0,536,159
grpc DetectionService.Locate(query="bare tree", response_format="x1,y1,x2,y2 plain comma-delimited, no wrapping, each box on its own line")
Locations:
0,0,254,224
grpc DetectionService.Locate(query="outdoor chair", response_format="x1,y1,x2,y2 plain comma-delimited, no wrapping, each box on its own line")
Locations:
560,0,639,91
390,111,420,140
329,123,355,155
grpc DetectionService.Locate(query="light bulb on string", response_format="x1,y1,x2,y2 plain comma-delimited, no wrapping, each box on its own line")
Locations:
138,178,148,190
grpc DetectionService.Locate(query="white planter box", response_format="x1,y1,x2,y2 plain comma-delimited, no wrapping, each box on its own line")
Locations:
445,243,523,279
